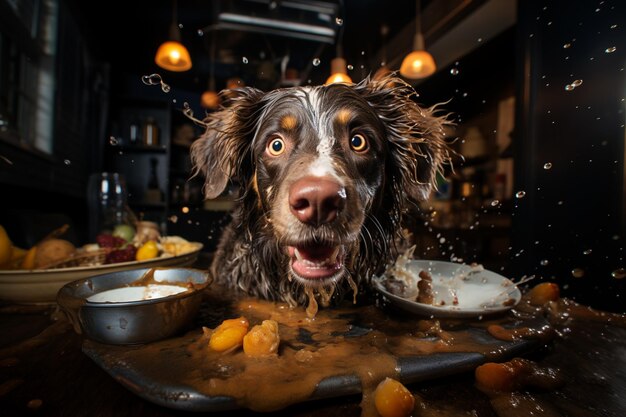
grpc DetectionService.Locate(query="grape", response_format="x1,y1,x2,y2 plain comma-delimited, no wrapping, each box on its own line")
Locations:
105,245,137,264
97,233,127,248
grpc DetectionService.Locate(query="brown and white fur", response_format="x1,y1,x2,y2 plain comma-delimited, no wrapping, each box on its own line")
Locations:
191,74,451,307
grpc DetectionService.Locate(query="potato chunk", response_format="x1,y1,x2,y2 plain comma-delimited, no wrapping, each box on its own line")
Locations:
475,358,563,393
209,317,249,352
374,377,415,417
474,361,517,392
528,282,560,306
243,319,280,357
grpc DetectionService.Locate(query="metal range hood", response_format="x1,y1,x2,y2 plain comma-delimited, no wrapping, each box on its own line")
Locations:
211,0,339,43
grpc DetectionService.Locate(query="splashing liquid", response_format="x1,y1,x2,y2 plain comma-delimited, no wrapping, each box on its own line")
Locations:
182,102,207,127
141,73,170,93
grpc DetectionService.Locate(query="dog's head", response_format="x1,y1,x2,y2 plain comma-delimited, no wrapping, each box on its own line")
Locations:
191,74,451,302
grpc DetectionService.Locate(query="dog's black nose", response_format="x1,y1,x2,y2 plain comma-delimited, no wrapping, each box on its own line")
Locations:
289,176,346,226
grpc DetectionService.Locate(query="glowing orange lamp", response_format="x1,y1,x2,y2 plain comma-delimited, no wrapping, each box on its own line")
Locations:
155,0,192,72
325,57,352,85
399,0,436,79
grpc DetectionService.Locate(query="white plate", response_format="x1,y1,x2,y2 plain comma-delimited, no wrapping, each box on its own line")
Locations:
372,260,521,318
0,243,203,304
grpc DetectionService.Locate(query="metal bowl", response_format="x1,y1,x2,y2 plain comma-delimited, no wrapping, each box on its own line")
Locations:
57,267,211,345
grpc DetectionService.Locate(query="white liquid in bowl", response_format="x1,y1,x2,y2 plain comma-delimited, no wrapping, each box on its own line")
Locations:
87,285,189,303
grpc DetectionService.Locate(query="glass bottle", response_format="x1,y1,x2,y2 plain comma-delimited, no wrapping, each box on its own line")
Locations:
87,172,134,241
144,158,164,204
143,117,159,146
129,115,140,144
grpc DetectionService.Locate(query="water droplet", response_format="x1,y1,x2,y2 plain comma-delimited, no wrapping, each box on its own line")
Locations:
565,84,575,91
169,215,178,224
490,199,500,206
197,29,204,36
571,268,585,278
347,64,354,70
540,259,549,266
439,237,446,244
611,268,625,279
543,162,552,170
142,73,162,86
563,43,572,49
109,136,119,146
610,24,618,29
335,17,343,26
242,56,249,64
161,83,171,93
312,58,321,67
515,190,526,199
450,68,459,75
605,46,616,53
63,159,71,165
583,249,592,255
571,79,583,87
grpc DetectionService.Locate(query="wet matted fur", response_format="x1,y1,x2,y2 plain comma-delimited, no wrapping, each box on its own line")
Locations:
191,74,451,307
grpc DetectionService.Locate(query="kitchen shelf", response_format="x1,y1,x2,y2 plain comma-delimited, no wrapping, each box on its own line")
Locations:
110,144,168,153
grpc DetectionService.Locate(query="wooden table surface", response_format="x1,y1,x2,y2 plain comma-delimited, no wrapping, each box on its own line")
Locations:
1,291,625,417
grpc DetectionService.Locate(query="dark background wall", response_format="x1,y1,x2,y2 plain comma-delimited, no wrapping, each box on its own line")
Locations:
512,0,625,312
0,1,108,247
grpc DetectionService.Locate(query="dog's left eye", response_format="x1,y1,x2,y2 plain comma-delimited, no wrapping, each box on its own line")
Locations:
267,138,286,156
349,134,368,152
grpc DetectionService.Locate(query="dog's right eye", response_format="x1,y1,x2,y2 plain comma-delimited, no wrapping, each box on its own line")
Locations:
267,137,286,156
350,134,368,153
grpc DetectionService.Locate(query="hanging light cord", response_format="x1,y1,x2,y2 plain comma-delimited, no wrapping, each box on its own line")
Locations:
415,0,422,38
209,30,216,91
336,0,345,58
172,0,178,26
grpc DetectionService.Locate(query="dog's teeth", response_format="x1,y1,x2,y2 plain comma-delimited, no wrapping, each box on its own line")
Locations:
294,248,303,261
330,246,340,262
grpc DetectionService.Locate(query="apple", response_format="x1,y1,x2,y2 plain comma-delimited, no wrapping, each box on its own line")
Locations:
112,224,135,242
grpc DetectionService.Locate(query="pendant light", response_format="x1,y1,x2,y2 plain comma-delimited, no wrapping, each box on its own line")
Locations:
325,5,352,85
373,24,391,81
399,0,436,79
325,55,352,85
201,30,220,110
155,0,192,72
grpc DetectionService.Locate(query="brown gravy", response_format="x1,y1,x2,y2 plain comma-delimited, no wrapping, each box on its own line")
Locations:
88,286,563,414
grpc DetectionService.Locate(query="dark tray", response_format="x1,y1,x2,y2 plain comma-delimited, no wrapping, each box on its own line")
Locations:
82,292,550,412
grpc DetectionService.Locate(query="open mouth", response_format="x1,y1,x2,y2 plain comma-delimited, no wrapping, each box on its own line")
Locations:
287,243,345,284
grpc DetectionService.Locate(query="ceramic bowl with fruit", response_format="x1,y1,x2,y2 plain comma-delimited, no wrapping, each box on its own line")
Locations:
0,223,203,304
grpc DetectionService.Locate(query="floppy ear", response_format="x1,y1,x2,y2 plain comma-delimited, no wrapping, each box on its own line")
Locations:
190,87,265,199
355,73,452,202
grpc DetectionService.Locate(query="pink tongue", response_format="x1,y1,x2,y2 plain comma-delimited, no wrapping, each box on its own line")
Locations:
297,245,335,262
289,244,342,280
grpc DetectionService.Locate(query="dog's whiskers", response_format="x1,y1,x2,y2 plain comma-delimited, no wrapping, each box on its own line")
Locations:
365,214,389,254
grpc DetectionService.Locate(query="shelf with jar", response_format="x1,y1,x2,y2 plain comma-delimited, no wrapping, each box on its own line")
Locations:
104,97,172,229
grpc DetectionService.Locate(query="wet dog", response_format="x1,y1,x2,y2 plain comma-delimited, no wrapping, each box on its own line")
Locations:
191,74,450,308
